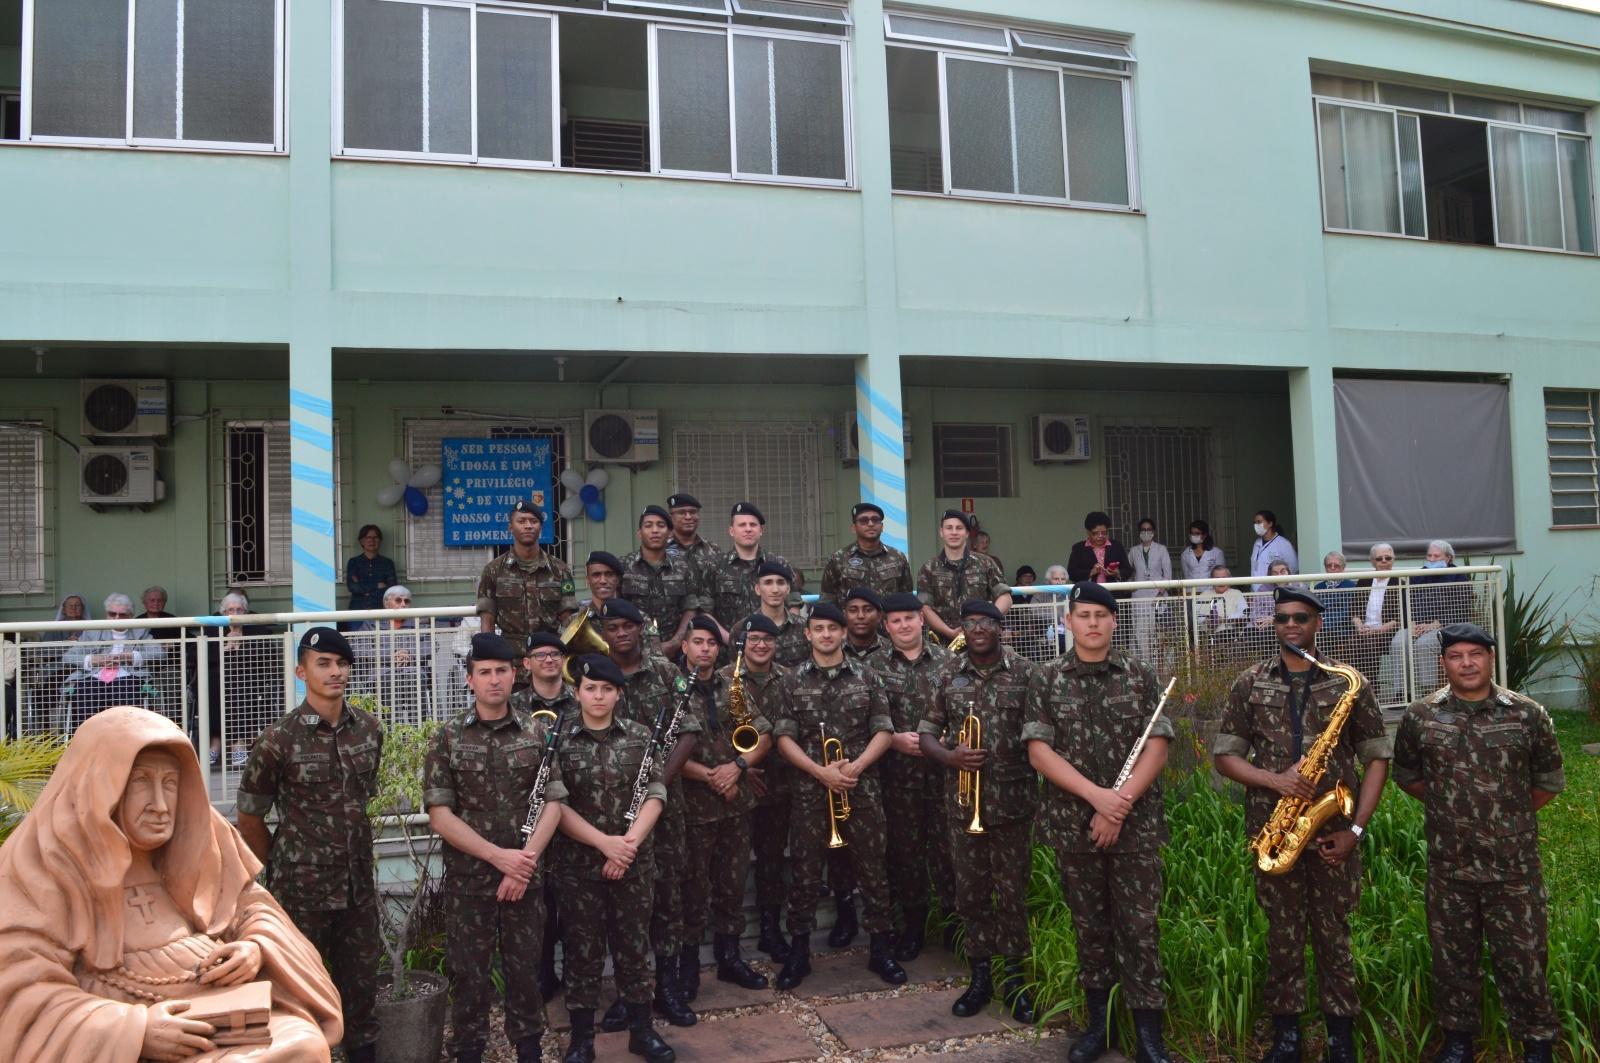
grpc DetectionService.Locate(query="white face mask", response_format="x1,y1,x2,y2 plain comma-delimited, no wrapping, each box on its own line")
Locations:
1189,535,1204,545
1139,531,1155,543
1253,522,1267,536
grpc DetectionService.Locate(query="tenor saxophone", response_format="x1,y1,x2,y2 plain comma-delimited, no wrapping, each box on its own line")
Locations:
1251,643,1362,875
727,651,761,754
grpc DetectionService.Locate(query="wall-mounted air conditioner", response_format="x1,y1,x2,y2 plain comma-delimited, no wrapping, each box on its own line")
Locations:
1031,414,1092,463
838,412,912,466
584,409,660,464
81,379,169,439
81,446,161,508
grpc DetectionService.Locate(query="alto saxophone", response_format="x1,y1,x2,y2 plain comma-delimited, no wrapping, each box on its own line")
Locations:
727,651,761,754
1251,643,1362,875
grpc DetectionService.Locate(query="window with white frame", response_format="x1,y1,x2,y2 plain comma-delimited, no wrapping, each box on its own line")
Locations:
0,423,47,596
337,0,851,185
672,421,824,567
1546,390,1600,528
1314,73,1595,254
22,0,282,149
885,11,1136,208
223,421,341,587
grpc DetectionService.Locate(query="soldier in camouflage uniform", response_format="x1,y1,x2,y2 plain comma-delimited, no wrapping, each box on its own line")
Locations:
235,627,382,1063
622,505,705,660
917,510,1012,644
664,493,721,570
920,601,1037,1022
1026,583,1177,1063
1213,587,1391,1063
843,587,891,661
870,593,953,962
769,603,907,991
821,502,914,604
424,634,565,1063
579,550,625,615
476,500,578,687
549,654,676,1063
701,502,804,635
1391,624,1565,1063
752,559,811,667
731,613,797,961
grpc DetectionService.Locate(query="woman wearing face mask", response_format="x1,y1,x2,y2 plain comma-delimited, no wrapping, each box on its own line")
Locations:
1180,520,1225,583
1248,509,1297,596
1388,539,1470,696
1127,518,1172,661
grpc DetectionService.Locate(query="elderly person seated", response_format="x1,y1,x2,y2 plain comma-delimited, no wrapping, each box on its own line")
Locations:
1388,539,1472,695
137,585,179,640
351,584,433,723
1251,559,1303,628
1312,551,1359,659
60,593,166,731
1350,543,1403,691
1193,565,1247,629
191,592,281,767
52,591,92,638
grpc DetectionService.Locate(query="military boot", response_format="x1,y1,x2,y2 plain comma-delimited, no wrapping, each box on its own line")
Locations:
1434,1031,1474,1063
678,944,701,1002
1069,986,1114,1063
775,933,812,991
625,1002,676,1063
1323,1014,1355,1063
1132,1010,1176,1063
715,933,769,989
1000,958,1037,1024
600,997,630,1033
515,1033,544,1063
1258,1014,1301,1063
563,1009,596,1063
867,931,908,985
652,952,697,1027
828,895,858,947
346,1045,378,1063
757,906,791,962
452,1048,484,1063
951,958,993,1017
1522,1040,1555,1063
895,907,927,962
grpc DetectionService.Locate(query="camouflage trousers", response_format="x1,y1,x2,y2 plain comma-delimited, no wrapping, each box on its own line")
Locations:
883,755,955,920
558,859,658,1010
684,811,752,943
282,897,383,1050
1254,848,1362,1017
651,789,686,954
1427,871,1559,1041
786,781,892,937
949,815,1033,959
751,788,792,909
444,886,548,1052
1058,848,1166,1010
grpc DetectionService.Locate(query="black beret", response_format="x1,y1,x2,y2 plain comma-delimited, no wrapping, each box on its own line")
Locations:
666,493,701,510
881,592,922,615
639,505,671,526
851,502,884,521
940,509,974,529
960,600,1004,623
756,559,794,582
731,501,766,524
843,586,884,610
1068,581,1117,613
1273,586,1324,613
585,550,624,575
739,614,782,638
808,602,846,626
469,632,519,663
1439,623,1496,652
601,599,646,626
525,631,564,653
511,499,544,518
574,653,625,688
687,614,724,645
298,626,353,662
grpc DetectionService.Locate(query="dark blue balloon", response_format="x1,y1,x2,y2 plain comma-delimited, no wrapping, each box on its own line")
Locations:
585,500,606,522
579,484,600,504
403,485,428,516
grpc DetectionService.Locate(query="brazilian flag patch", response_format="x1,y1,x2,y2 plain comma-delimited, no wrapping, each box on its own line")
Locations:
560,579,576,595
674,676,689,693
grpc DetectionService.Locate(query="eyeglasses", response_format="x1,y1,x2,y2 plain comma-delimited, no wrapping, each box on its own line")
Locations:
855,515,883,524
743,634,776,646
1273,612,1313,625
390,597,412,604
960,617,1002,631
106,611,133,619
528,651,563,663
1372,556,1395,563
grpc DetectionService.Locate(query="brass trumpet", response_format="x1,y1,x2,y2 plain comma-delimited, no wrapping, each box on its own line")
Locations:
557,608,610,684
727,651,761,755
956,714,984,834
821,726,850,849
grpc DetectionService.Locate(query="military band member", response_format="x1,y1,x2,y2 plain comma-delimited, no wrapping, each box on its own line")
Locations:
235,628,382,1063
678,617,773,993
821,502,915,603
870,592,953,961
665,493,721,569
581,550,625,614
734,613,798,962
754,559,811,667
920,601,1038,1023
1213,588,1390,1063
550,655,676,1063
843,587,891,661
702,502,803,637
770,603,907,991
1026,583,1176,1063
1392,624,1564,1063
918,510,1011,644
425,634,565,1063
621,506,705,661
476,500,578,686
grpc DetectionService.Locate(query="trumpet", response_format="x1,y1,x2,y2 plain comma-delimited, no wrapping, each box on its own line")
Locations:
956,714,984,835
821,725,850,849
727,650,761,755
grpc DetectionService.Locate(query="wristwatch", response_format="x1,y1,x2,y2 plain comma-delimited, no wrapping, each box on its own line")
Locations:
734,755,749,774
1349,823,1365,841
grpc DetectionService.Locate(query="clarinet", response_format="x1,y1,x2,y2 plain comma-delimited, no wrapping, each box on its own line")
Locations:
625,675,694,824
520,704,569,839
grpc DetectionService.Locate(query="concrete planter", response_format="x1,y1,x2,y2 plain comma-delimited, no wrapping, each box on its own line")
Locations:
375,970,448,1063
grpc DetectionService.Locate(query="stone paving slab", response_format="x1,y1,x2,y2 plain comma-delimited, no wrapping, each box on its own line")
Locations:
816,986,1015,1050
947,1034,1132,1062
787,945,964,1000
586,1012,821,1062
546,973,774,1031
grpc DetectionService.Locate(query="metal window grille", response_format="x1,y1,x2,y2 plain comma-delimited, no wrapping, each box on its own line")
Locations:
223,421,342,588
403,418,575,581
933,424,1015,498
1101,426,1223,566
1546,389,1600,527
672,421,824,567
0,422,47,595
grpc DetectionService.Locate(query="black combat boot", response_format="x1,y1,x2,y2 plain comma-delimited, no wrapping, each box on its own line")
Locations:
652,952,697,1027
1069,986,1114,1063
758,906,791,962
346,1045,378,1063
452,1048,484,1063
1258,1014,1301,1063
678,943,701,1002
1522,1040,1555,1063
951,958,994,1017
867,931,908,985
514,1033,544,1063
1132,1010,1176,1063
1000,958,1037,1023
625,1002,676,1063
1323,1014,1355,1063
715,933,769,989
828,894,858,947
775,933,812,991
894,907,927,962
563,1009,595,1063
1434,1031,1474,1063
600,996,630,1033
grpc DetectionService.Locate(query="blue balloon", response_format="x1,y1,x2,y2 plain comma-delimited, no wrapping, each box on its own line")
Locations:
585,500,606,522
579,483,600,504
403,485,428,516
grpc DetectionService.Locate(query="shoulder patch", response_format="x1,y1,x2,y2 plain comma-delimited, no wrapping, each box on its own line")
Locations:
560,579,576,595
674,675,689,693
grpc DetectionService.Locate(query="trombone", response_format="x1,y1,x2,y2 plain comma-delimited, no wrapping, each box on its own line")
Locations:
821,725,850,849
956,714,984,835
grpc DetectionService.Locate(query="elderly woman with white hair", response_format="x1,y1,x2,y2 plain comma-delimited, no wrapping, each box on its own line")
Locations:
59,592,167,731
1389,539,1473,695
350,584,434,723
189,591,284,766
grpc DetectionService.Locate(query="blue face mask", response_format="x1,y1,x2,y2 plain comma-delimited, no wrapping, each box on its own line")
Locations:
1422,559,1447,569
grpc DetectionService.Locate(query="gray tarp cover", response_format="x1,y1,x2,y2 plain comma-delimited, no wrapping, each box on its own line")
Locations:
1334,377,1515,555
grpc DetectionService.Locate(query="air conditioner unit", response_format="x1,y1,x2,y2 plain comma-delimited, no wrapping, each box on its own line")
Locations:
81,446,160,507
584,409,660,464
81,379,170,438
838,412,912,466
1031,414,1092,463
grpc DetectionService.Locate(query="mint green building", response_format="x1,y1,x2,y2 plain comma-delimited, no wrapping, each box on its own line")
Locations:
1,0,1596,696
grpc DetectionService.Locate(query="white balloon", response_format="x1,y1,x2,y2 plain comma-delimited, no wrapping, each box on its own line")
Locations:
585,466,610,490
376,484,406,507
387,458,412,485
408,464,442,489
559,497,585,520
560,468,587,492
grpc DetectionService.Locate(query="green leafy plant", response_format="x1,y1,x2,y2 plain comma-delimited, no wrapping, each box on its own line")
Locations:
1567,635,1600,724
1500,565,1575,693
0,734,68,848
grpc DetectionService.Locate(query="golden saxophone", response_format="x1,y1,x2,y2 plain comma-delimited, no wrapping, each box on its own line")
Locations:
1251,643,1362,875
727,651,761,754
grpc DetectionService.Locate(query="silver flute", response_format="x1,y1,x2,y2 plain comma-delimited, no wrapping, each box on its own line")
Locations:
625,678,694,824
519,705,569,839
1112,676,1177,791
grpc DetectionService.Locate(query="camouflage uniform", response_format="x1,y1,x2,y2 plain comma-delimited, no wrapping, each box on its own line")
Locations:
476,551,578,677
843,634,892,663
620,551,704,650
1213,655,1391,1018
772,658,895,936
916,550,1010,631
739,664,794,911
665,536,721,572
821,541,914,603
549,714,668,1009
510,682,579,720
681,668,773,944
771,610,813,669
1027,650,1172,1008
1392,685,1565,1042
424,705,561,1054
922,647,1038,960
508,681,578,985
235,701,384,1050
701,549,803,631
871,642,956,918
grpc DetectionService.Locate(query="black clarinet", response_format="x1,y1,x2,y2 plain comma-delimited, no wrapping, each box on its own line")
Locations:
519,704,569,839
625,675,693,824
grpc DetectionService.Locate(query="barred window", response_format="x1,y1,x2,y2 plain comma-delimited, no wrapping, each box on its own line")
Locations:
223,421,341,587
1546,389,1600,528
0,422,47,595
933,423,1015,498
1102,425,1221,559
671,421,824,567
